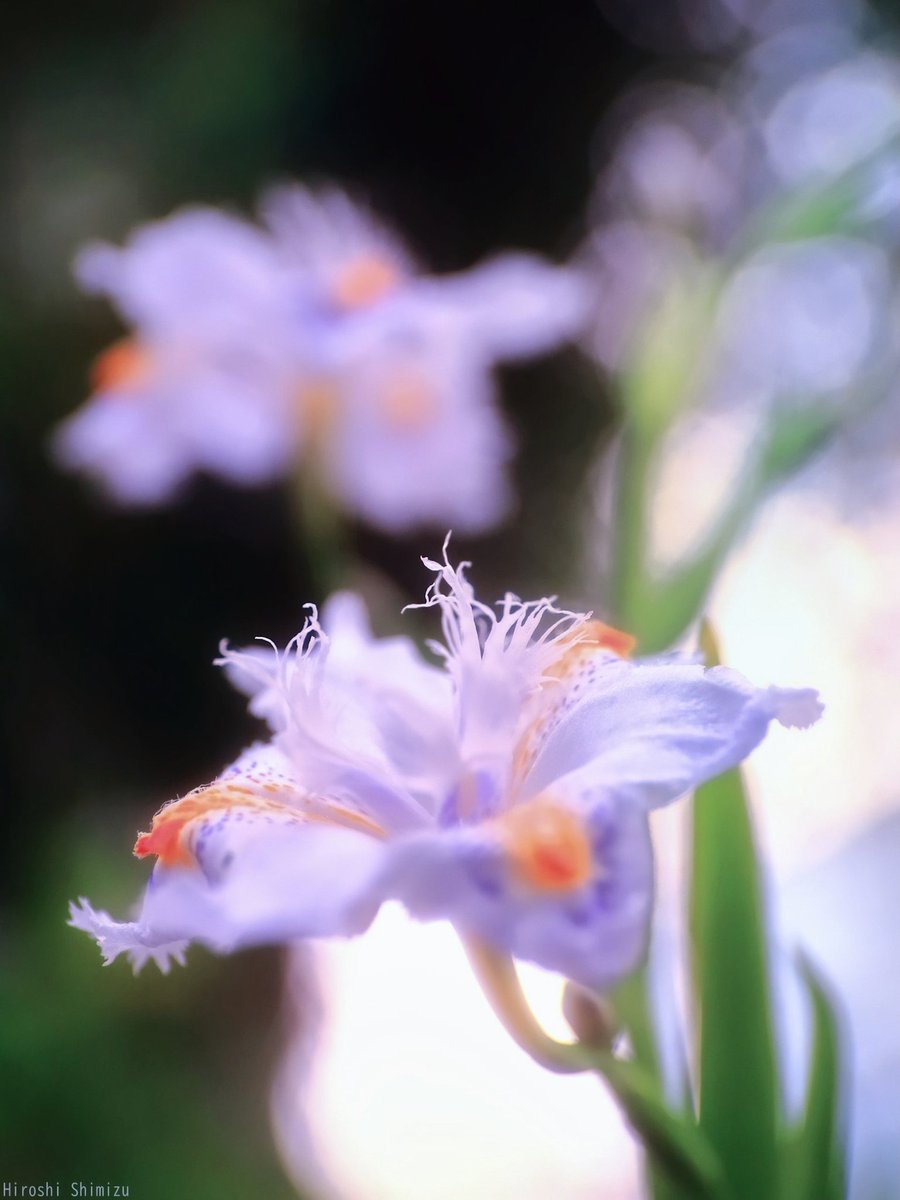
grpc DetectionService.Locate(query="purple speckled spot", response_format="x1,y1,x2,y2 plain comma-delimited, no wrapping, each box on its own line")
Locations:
589,812,617,858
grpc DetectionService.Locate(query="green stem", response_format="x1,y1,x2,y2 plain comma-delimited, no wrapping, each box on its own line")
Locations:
460,934,588,1073
459,935,729,1199
609,423,659,635
289,464,351,600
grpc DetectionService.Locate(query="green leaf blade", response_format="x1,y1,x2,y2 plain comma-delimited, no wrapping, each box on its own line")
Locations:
689,759,780,1200
593,1053,729,1200
610,964,697,1199
780,954,846,1200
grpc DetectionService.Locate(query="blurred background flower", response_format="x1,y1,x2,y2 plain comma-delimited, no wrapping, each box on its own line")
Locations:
52,187,589,531
3,0,900,1197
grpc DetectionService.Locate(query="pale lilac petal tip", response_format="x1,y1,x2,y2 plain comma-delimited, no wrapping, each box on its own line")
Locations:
768,687,824,729
68,898,189,974
72,242,121,295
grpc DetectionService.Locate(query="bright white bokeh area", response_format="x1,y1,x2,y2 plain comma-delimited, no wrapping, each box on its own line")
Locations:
273,906,640,1200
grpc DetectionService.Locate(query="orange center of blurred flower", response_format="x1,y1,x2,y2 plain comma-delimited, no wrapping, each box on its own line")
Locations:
296,377,340,443
380,366,438,431
332,254,401,309
90,337,152,394
499,799,594,893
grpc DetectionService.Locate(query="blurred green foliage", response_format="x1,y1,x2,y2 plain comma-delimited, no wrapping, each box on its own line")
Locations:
597,634,847,1200
1,817,296,1197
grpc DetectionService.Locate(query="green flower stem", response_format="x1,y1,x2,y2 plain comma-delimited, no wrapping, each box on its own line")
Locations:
460,933,588,1074
619,468,755,654
609,967,661,1078
609,266,719,643
460,934,729,1199
727,132,900,263
609,422,659,638
289,464,351,599
612,386,860,655
609,133,900,652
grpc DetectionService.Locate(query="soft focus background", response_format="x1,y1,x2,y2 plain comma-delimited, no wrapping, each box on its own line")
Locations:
3,1,900,1197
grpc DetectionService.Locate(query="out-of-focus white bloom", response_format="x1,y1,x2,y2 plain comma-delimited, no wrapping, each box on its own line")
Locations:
70,546,821,988
54,187,591,531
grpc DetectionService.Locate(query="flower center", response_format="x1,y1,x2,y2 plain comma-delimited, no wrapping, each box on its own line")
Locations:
497,798,593,893
90,337,153,394
296,377,341,443
380,365,438,430
332,254,400,309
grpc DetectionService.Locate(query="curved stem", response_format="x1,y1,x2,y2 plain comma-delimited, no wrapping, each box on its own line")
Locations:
289,465,351,600
459,933,592,1074
459,934,729,1199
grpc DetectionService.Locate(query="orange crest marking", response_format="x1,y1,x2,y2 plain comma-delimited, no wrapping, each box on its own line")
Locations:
134,777,386,869
380,366,437,431
133,782,304,868
546,619,636,681
90,337,152,393
497,798,593,893
511,618,636,790
332,254,400,309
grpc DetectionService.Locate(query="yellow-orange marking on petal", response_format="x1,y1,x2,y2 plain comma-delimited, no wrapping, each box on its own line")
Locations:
91,337,152,394
133,778,386,868
545,619,636,681
133,782,305,868
303,800,386,840
498,798,593,893
134,818,194,868
510,620,636,790
332,254,400,309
